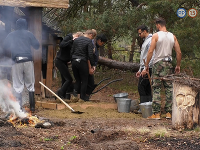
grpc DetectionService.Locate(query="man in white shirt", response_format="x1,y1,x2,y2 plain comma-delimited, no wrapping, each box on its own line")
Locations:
136,25,154,110
142,18,182,119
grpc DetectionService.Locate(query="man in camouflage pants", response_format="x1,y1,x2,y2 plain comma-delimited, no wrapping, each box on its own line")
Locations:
141,17,182,119
152,61,173,115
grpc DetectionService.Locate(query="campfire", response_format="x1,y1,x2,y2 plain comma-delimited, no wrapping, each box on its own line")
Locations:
0,79,51,128
7,113,44,127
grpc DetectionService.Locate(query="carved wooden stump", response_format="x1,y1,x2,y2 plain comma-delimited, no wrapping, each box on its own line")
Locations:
172,82,200,130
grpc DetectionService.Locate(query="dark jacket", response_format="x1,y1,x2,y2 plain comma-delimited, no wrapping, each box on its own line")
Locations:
71,36,95,66
3,18,39,61
57,33,73,62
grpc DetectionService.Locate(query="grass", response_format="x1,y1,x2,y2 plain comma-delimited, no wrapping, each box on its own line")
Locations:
137,127,151,134
151,127,168,138
194,126,200,132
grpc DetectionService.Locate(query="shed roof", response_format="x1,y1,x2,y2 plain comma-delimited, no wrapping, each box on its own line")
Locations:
0,0,69,9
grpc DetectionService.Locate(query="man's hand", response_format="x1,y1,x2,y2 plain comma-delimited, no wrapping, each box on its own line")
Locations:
136,71,141,78
174,66,180,74
89,68,94,75
141,67,149,77
89,66,96,75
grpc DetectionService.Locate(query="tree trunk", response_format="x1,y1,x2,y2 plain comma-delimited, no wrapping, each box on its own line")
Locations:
129,36,136,62
172,82,200,130
107,41,113,59
98,56,139,72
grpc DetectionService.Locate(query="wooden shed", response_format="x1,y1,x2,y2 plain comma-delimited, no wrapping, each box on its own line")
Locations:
0,0,69,96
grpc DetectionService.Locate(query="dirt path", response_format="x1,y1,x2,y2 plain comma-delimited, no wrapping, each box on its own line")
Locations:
1,91,200,150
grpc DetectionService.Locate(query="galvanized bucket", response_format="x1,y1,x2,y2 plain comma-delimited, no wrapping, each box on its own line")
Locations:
113,93,128,102
116,98,131,113
139,102,153,118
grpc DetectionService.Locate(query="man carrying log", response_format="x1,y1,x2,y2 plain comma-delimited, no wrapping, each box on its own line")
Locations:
141,17,182,119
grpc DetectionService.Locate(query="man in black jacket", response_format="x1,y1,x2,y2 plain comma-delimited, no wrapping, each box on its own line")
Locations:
71,29,96,101
86,34,107,96
3,18,39,112
55,32,83,99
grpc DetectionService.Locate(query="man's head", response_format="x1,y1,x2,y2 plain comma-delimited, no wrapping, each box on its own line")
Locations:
96,34,107,46
84,29,97,39
137,25,149,38
16,18,27,30
155,17,166,31
73,32,83,40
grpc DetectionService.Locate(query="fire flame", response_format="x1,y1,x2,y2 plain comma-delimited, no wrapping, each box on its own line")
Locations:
0,80,43,127
8,113,44,127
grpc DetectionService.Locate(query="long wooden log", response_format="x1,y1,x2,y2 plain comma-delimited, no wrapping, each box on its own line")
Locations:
98,56,140,72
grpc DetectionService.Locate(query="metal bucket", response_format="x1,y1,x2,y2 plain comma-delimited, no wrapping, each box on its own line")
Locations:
139,102,153,118
130,99,139,112
113,93,129,102
116,98,131,113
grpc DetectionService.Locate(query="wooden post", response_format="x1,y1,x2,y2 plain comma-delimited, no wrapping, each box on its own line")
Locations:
172,82,199,130
28,7,42,95
45,34,54,97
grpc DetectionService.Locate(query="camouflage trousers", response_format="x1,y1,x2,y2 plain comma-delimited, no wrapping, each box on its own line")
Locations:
152,61,173,114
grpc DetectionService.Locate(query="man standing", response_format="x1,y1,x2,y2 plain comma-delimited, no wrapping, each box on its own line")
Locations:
86,34,107,97
142,18,182,119
71,29,96,101
136,25,154,107
3,18,40,113
55,32,83,99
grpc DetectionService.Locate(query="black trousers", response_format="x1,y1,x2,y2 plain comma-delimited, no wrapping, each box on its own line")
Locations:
138,68,152,103
72,59,89,100
87,74,95,95
55,58,73,97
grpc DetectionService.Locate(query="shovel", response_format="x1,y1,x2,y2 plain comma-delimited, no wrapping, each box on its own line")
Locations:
39,82,84,114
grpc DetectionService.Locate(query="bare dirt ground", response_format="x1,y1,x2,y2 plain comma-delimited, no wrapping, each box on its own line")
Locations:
0,69,200,150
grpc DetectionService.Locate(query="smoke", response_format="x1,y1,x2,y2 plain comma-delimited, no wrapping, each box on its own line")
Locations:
0,79,27,119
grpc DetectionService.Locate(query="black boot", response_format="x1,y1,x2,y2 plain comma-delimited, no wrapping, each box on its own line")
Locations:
56,88,65,98
65,94,71,100
72,89,78,97
57,81,72,98
29,92,35,112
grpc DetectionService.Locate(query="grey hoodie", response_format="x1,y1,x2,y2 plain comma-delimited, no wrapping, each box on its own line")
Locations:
3,18,39,61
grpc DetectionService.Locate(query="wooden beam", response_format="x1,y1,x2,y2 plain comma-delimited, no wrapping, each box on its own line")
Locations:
0,0,69,9
45,43,54,97
28,7,42,95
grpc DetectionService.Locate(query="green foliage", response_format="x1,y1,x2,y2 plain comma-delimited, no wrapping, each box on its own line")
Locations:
51,0,200,76
69,135,77,141
44,138,53,141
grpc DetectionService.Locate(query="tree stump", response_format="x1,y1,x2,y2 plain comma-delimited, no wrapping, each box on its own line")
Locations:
172,82,199,130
